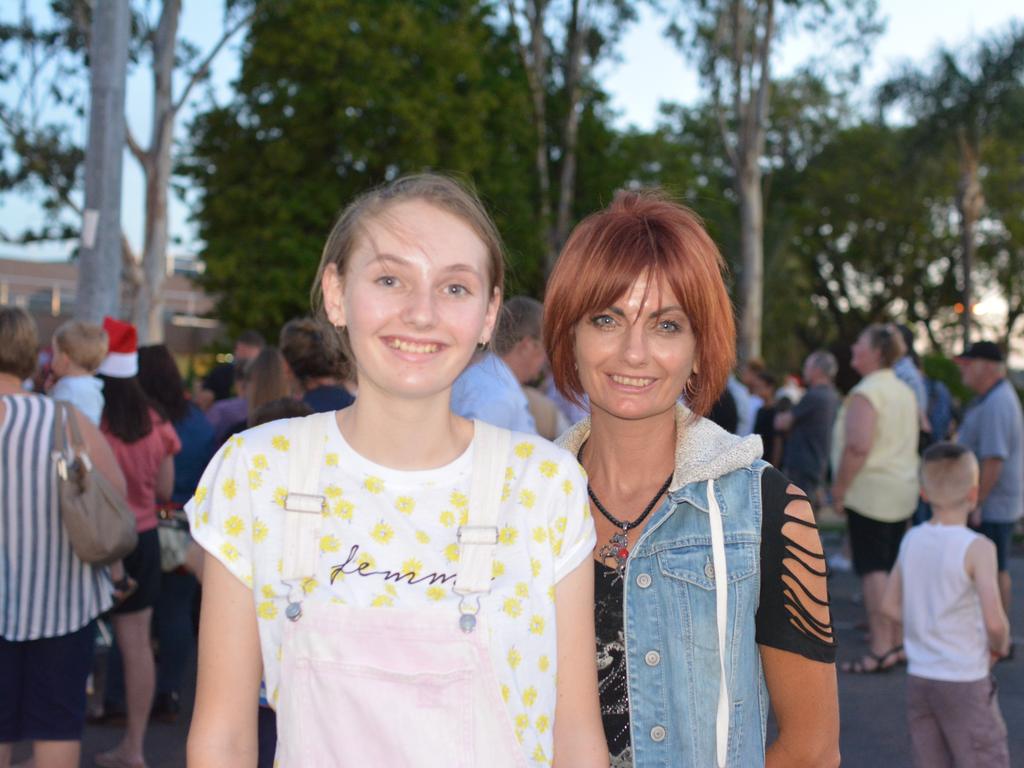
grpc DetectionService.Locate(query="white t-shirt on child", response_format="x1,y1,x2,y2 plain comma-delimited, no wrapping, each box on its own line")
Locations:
898,523,989,682
186,417,595,766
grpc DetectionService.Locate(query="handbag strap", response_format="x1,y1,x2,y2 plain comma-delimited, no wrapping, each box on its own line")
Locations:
50,402,92,474
453,420,511,597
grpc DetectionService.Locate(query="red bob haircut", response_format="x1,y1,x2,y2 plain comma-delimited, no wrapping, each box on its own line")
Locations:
543,189,735,418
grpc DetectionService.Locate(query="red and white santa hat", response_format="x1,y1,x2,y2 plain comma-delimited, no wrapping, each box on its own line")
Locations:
96,316,138,378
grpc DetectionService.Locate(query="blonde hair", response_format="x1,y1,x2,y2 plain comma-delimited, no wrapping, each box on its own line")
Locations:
0,307,39,380
53,320,109,372
311,173,505,362
244,346,294,424
920,442,979,509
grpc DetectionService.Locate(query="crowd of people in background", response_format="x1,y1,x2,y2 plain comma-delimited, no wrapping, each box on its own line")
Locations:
0,178,1020,768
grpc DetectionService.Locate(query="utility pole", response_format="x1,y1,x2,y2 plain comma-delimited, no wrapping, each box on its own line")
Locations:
75,0,131,322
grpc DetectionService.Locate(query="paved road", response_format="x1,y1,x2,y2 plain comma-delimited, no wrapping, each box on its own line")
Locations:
12,537,1024,767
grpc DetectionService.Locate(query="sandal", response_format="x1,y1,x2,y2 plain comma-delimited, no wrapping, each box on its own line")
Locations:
112,576,137,605
840,646,900,674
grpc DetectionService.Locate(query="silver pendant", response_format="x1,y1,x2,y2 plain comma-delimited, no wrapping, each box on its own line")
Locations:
459,613,477,633
285,601,302,621
598,529,631,578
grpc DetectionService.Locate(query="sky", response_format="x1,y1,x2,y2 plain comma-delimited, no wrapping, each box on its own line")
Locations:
1,0,1021,268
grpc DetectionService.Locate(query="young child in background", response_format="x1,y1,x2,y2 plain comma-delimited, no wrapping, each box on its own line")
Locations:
50,320,108,425
883,441,1010,768
50,319,134,601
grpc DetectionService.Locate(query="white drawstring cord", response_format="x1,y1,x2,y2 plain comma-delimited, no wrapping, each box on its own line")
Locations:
707,479,729,767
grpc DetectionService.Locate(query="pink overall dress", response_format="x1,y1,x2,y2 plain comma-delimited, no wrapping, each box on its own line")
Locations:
273,414,529,768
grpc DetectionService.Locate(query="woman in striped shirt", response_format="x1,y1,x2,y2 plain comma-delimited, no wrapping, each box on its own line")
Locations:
0,307,127,768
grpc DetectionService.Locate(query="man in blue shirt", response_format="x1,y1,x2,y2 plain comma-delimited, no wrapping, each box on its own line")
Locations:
956,340,1023,631
451,296,544,433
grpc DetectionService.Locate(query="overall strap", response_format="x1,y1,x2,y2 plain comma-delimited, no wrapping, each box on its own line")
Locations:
707,478,730,768
454,420,511,597
282,413,332,582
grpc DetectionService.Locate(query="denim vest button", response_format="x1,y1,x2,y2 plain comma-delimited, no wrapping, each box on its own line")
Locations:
636,573,652,588
644,650,661,666
704,561,715,579
650,725,667,742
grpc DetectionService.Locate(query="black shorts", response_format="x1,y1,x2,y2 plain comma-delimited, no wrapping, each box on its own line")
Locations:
978,522,1014,573
846,507,907,576
113,528,161,614
0,621,96,742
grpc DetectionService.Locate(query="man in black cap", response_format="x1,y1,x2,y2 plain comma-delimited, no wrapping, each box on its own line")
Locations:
956,340,1023,650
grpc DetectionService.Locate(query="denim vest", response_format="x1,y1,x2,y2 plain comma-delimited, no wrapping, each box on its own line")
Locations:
625,462,769,767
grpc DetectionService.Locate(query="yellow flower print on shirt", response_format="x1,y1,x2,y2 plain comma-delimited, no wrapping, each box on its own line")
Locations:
253,519,269,543
492,559,505,578
370,594,394,607
320,535,341,553
505,466,515,481
443,542,460,563
252,453,268,471
415,530,430,544
363,475,384,494
561,478,574,495
273,487,287,508
425,586,445,601
248,470,262,490
261,584,276,599
401,558,423,577
515,582,529,598
508,648,522,669
371,521,395,544
449,490,468,509
529,615,545,635
503,597,523,618
325,452,339,467
522,686,538,707
301,577,318,594
271,435,289,452
518,489,536,509
538,655,550,673
257,601,277,620
539,460,558,478
532,527,547,543
535,714,550,733
531,744,548,764
501,684,510,702
514,442,535,459
499,525,518,545
333,499,354,521
222,479,238,501
324,484,343,499
501,483,511,502
220,542,241,562
515,713,529,731
224,515,245,537
531,558,542,578
193,486,207,505
395,496,415,514
439,510,455,528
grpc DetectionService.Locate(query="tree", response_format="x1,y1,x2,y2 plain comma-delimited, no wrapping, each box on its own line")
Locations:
664,0,882,361
879,24,1024,345
503,0,637,272
0,1,251,341
183,0,543,338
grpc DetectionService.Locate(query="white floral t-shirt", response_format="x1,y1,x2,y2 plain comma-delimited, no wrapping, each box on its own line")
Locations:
186,417,595,766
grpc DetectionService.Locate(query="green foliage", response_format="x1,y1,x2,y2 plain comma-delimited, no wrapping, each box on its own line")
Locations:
921,353,972,406
184,0,540,337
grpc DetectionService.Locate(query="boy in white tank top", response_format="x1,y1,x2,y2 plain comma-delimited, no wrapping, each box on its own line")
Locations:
882,442,1010,767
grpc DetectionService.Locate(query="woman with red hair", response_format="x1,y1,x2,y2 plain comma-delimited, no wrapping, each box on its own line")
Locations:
547,190,840,767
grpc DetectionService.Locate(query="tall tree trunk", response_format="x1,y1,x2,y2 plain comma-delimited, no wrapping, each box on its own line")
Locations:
737,157,764,361
554,0,583,253
955,130,983,348
132,0,180,344
75,0,131,322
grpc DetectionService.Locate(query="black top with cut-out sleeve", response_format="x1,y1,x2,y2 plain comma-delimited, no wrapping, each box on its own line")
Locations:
594,466,836,761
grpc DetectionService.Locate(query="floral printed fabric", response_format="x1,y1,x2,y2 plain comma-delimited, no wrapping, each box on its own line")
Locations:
186,417,595,766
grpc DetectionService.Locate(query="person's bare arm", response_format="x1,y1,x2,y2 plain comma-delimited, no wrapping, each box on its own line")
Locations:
75,407,126,497
155,454,174,503
774,411,794,433
965,537,1010,659
552,557,609,768
970,457,1005,527
830,395,876,514
880,563,903,625
762,647,840,767
187,553,262,767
